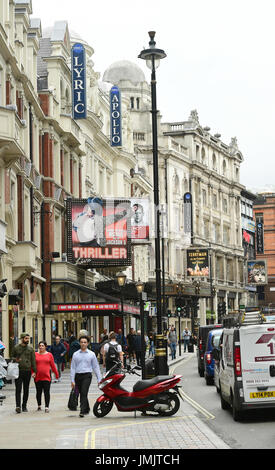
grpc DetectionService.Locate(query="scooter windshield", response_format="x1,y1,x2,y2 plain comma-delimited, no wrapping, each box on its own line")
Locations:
103,363,122,379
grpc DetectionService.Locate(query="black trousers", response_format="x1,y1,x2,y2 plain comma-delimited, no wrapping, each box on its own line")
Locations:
35,380,51,408
15,370,31,408
135,351,142,366
75,372,92,414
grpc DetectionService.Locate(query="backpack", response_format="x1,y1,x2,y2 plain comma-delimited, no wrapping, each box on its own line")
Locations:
106,342,120,366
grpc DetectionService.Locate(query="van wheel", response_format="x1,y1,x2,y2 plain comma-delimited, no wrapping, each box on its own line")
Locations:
205,375,213,386
220,389,230,410
232,394,243,422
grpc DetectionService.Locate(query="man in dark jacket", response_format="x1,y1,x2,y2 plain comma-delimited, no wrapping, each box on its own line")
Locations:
50,335,66,382
12,333,36,413
69,336,80,361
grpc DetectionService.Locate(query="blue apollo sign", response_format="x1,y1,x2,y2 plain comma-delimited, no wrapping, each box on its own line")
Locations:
110,86,122,147
71,43,86,119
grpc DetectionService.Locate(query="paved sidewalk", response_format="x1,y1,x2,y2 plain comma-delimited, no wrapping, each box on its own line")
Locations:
0,348,230,450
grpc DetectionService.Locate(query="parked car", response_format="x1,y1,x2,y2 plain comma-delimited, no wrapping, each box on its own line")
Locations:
204,328,223,385
212,312,275,421
197,324,223,377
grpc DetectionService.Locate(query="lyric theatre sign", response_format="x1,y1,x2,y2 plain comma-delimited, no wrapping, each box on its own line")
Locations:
72,43,86,119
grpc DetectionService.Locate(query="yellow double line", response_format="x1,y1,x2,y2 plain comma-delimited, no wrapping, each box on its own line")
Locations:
170,356,215,420
84,356,215,449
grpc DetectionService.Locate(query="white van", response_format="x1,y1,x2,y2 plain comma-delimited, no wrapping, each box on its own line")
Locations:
213,311,275,421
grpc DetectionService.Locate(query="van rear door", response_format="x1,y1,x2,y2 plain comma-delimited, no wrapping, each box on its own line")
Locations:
240,324,275,403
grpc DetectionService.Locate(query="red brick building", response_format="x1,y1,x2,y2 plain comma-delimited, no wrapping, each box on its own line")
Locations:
254,193,275,307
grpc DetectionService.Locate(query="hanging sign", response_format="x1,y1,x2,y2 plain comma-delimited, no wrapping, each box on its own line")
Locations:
256,222,264,254
110,86,122,147
72,43,86,119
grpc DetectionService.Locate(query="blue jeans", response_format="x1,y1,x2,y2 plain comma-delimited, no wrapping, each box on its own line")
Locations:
170,342,177,360
184,339,190,352
149,343,155,357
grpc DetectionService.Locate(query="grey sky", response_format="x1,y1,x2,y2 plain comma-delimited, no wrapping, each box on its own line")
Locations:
32,0,275,192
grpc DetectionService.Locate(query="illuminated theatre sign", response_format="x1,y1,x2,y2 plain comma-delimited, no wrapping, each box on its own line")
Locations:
57,303,140,315
110,86,122,147
72,43,86,119
66,198,132,267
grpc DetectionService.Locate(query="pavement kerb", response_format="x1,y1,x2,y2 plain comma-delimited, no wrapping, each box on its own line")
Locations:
0,347,230,449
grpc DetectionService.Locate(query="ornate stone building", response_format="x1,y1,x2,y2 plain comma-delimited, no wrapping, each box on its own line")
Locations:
0,1,247,354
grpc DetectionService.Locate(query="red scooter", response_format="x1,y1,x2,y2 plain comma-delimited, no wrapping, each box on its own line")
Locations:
93,362,183,418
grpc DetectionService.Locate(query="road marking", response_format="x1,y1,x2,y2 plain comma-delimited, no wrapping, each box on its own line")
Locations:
170,355,216,420
84,415,195,449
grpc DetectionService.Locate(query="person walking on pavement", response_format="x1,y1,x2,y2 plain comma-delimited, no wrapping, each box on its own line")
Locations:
103,332,123,371
116,329,127,367
148,331,155,358
34,341,59,412
69,336,80,363
50,335,66,382
134,330,142,366
12,333,36,413
126,328,136,363
183,327,191,352
70,335,102,418
168,326,177,360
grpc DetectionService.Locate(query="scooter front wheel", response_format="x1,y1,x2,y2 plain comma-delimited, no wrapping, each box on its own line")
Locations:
93,399,113,418
157,392,180,417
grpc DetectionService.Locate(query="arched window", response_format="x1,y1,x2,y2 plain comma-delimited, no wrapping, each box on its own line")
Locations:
201,147,206,165
196,145,200,161
212,153,216,170
130,97,134,109
222,159,227,176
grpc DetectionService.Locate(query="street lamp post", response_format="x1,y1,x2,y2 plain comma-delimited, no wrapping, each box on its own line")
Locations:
136,279,146,379
116,271,126,333
139,32,168,376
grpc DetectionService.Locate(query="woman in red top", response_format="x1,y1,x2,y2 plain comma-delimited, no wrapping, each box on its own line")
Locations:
34,341,59,412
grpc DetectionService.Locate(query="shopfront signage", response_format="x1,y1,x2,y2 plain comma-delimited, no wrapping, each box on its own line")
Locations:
57,303,140,315
72,43,86,119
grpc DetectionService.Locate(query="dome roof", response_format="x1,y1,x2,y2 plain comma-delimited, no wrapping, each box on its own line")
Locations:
103,60,146,86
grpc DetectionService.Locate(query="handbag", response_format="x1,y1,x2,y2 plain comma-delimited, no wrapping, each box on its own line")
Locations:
68,386,79,411
6,362,19,380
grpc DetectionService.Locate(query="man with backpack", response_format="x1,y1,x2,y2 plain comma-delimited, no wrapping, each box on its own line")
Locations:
103,332,123,371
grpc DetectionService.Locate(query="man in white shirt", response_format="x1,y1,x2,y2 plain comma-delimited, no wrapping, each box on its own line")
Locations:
70,336,102,417
103,332,123,371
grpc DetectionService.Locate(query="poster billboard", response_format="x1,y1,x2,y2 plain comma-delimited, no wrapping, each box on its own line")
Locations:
187,249,209,277
130,198,150,243
247,260,267,285
67,198,131,267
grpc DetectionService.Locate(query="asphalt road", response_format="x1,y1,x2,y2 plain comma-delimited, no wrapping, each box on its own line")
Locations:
173,354,275,449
